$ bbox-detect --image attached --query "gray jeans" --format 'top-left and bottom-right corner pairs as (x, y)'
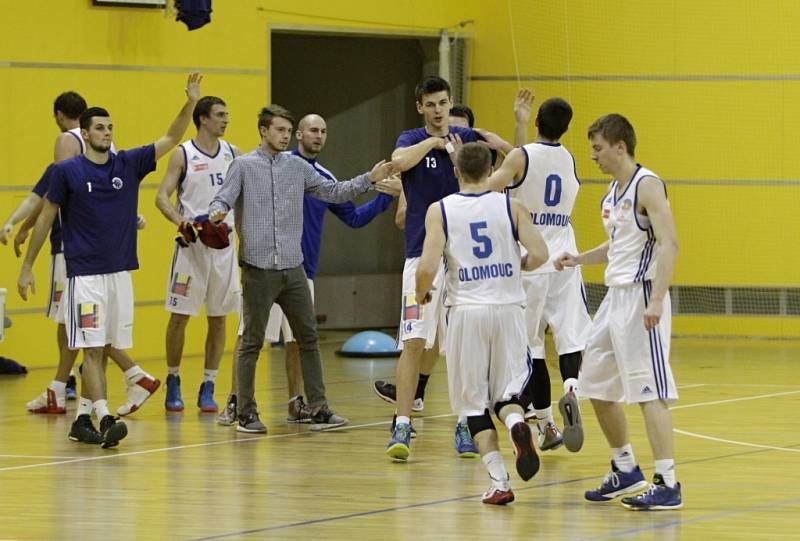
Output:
(237, 264), (327, 417)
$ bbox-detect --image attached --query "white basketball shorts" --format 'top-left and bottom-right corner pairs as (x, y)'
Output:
(522, 267), (592, 358)
(444, 304), (532, 417)
(165, 242), (240, 317)
(397, 257), (444, 350)
(579, 281), (677, 404)
(65, 271), (134, 350)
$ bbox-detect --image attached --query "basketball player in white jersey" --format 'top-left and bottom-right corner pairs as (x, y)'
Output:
(557, 114), (682, 510)
(2, 91), (159, 416)
(155, 96), (240, 413)
(488, 96), (591, 453)
(415, 143), (548, 504)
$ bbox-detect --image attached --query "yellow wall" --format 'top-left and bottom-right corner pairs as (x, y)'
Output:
(467, 1), (800, 336)
(0, 1), (480, 366)
(2, 0), (798, 367)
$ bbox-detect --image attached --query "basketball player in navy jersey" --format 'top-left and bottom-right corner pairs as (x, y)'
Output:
(18, 73), (203, 448)
(3, 92), (159, 417)
(487, 95), (591, 453)
(416, 143), (549, 503)
(557, 114), (682, 510)
(156, 95), (241, 414)
(384, 75), (513, 461)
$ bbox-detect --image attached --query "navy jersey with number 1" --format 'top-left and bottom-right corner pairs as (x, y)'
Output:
(46, 145), (156, 278)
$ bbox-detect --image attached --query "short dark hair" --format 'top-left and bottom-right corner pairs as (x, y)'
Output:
(450, 104), (475, 127)
(415, 75), (451, 103)
(79, 107), (111, 130)
(587, 114), (637, 157)
(456, 143), (492, 182)
(53, 91), (87, 119)
(537, 98), (572, 140)
(258, 104), (294, 131)
(193, 96), (226, 128)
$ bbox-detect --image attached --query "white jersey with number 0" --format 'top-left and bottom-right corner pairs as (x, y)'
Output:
(510, 142), (579, 275)
(177, 139), (236, 226)
(601, 165), (664, 287)
(441, 191), (524, 306)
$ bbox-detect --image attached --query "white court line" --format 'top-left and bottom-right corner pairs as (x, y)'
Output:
(671, 389), (800, 410)
(0, 413), (454, 473)
(674, 428), (800, 454)
(3, 389), (799, 474)
(0, 454), (80, 459)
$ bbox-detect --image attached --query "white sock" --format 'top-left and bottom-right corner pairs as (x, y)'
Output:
(535, 406), (553, 430)
(612, 444), (637, 473)
(167, 366), (180, 377)
(504, 412), (524, 430)
(93, 399), (110, 420)
(124, 366), (145, 384)
(77, 397), (93, 417)
(563, 378), (579, 397)
(482, 451), (510, 489)
(655, 459), (677, 487)
(69, 368), (76, 377)
(396, 415), (411, 426)
(49, 380), (67, 394)
(203, 369), (218, 383)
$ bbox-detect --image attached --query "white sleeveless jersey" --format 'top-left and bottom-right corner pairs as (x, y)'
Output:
(441, 191), (525, 306)
(510, 142), (579, 274)
(67, 127), (117, 154)
(601, 165), (664, 286)
(176, 139), (236, 226)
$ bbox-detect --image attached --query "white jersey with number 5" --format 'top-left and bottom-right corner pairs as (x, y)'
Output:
(601, 165), (664, 287)
(177, 139), (236, 226)
(440, 191), (524, 306)
(510, 142), (579, 274)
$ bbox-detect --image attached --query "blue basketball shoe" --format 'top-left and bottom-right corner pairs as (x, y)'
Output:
(197, 381), (218, 412)
(585, 461), (648, 501)
(454, 420), (479, 458)
(386, 423), (413, 461)
(165, 374), (184, 412)
(621, 474), (683, 510)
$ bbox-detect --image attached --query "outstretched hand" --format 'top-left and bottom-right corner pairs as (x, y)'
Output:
(554, 252), (579, 271)
(368, 160), (398, 183)
(374, 174), (402, 197)
(185, 72), (203, 102)
(514, 88), (535, 124)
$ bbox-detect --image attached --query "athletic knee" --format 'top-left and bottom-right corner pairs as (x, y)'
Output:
(494, 397), (523, 418)
(467, 410), (495, 438)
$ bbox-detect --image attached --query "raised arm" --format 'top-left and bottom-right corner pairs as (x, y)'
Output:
(415, 203), (446, 304)
(391, 137), (444, 172)
(487, 147), (527, 193)
(155, 148), (188, 226)
(513, 88), (534, 147)
(153, 72), (202, 161)
(638, 176), (679, 330)
(17, 199), (59, 301)
(511, 198), (548, 270)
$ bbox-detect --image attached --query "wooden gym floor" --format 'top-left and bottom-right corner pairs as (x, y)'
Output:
(0, 333), (798, 540)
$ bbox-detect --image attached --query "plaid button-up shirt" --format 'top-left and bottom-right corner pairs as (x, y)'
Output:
(209, 147), (373, 270)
